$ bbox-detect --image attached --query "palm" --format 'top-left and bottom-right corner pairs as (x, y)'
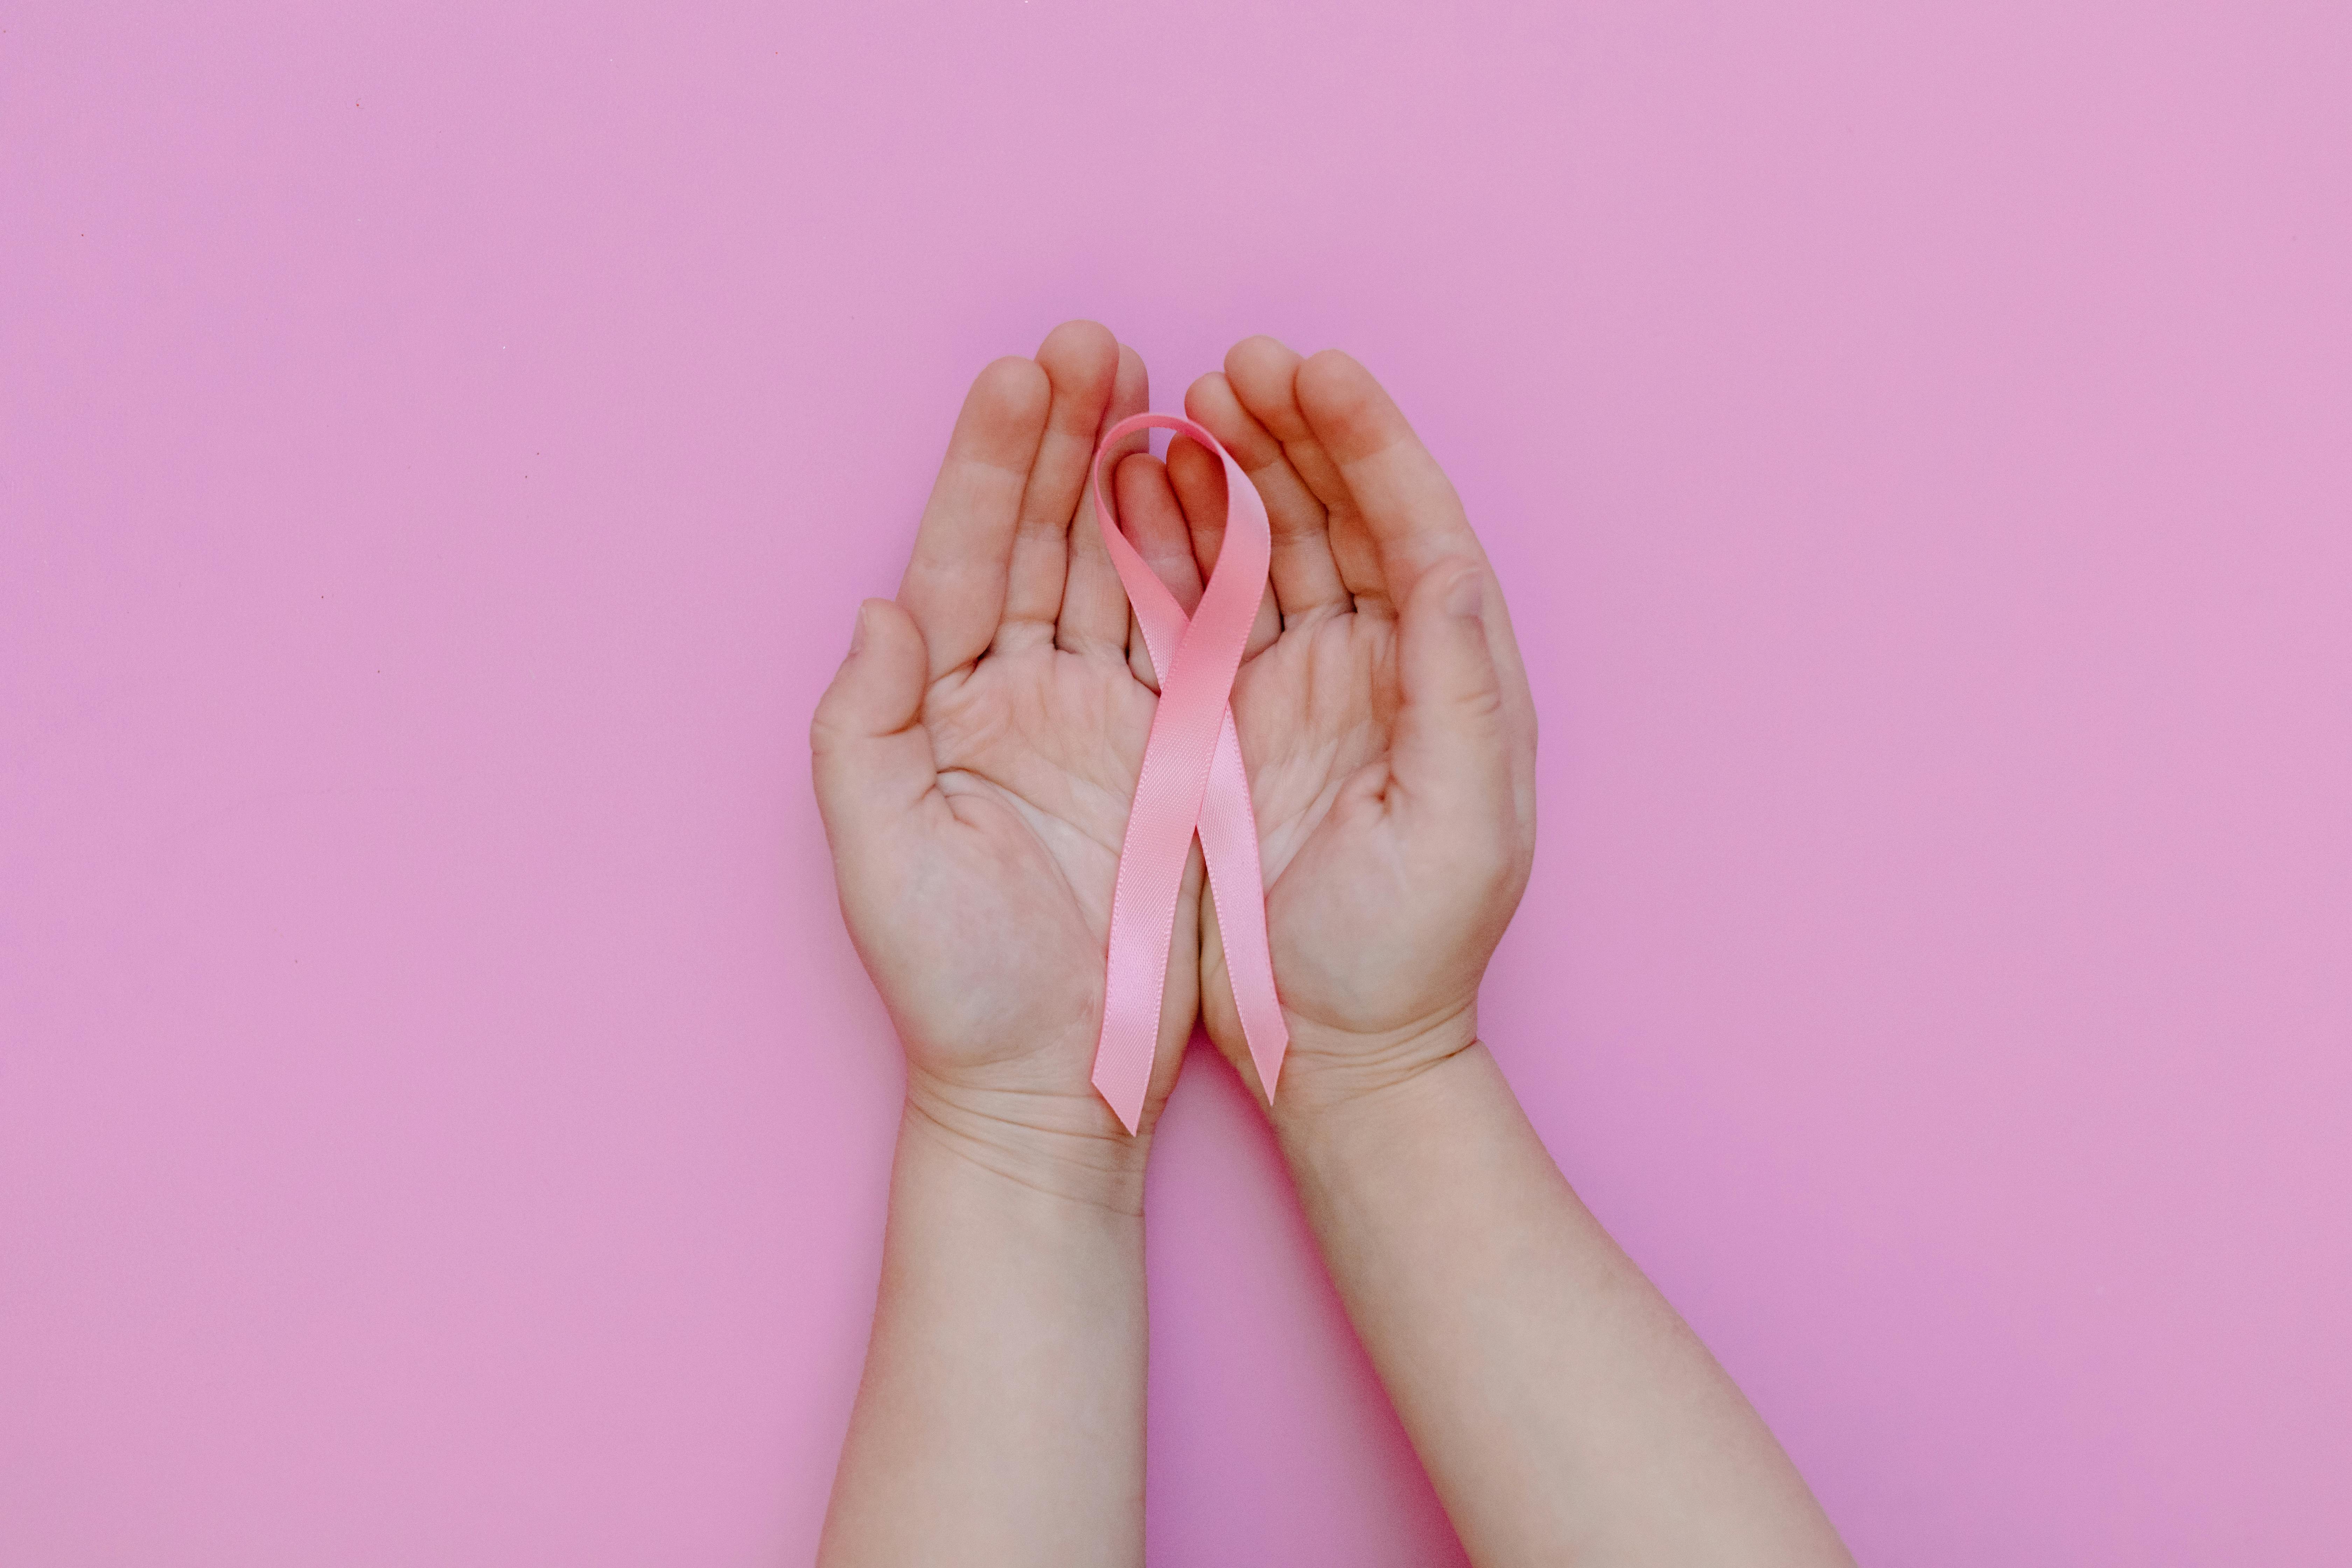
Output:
(1228, 616), (1397, 888)
(897, 646), (1160, 1081)
(1196, 615), (1415, 1050)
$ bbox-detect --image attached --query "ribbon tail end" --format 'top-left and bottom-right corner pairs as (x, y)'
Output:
(1247, 1026), (1288, 1105)
(1091, 1052), (1149, 1136)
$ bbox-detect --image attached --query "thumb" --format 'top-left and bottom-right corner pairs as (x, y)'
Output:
(811, 598), (939, 847)
(1389, 563), (1511, 816)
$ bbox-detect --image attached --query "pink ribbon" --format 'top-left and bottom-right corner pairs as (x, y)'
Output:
(1087, 415), (1288, 1133)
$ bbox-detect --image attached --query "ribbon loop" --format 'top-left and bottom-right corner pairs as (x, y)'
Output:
(1087, 415), (1288, 1132)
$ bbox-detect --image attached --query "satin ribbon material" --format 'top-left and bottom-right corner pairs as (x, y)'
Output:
(1087, 415), (1288, 1133)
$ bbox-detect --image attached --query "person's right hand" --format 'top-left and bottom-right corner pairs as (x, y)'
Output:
(1169, 339), (1541, 1118)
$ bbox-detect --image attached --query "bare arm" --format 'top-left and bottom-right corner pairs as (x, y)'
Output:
(811, 323), (1199, 1566)
(1185, 338), (1853, 1566)
(819, 1097), (1149, 1568)
(1278, 1042), (1851, 1567)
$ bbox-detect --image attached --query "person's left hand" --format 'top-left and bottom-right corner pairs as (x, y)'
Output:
(811, 322), (1208, 1202)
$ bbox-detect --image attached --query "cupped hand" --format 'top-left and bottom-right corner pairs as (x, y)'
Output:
(1170, 340), (1540, 1116)
(811, 322), (1208, 1180)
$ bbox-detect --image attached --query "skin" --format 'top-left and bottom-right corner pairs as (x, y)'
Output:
(814, 323), (1854, 1567)
(810, 321), (1202, 1568)
(1176, 339), (1857, 1566)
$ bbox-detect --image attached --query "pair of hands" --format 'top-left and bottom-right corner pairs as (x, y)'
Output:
(812, 322), (1538, 1201)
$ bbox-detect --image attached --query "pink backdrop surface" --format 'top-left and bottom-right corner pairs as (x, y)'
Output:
(5, 4), (2348, 1563)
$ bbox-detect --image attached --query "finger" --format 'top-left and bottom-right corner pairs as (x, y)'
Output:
(1468, 555), (1542, 827)
(1294, 349), (1487, 612)
(1292, 349), (1540, 807)
(1058, 342), (1149, 660)
(1222, 336), (1390, 615)
(1112, 452), (1205, 690)
(994, 320), (1122, 655)
(1388, 565), (1512, 825)
(811, 599), (940, 855)
(1105, 343), (1152, 474)
(898, 357), (1051, 680)
(1166, 435), (1280, 659)
(1185, 368), (1351, 626)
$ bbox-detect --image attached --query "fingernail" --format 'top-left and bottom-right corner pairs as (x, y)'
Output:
(1444, 570), (1484, 620)
(847, 602), (870, 657)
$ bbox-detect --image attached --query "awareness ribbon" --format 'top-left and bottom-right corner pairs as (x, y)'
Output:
(1087, 415), (1288, 1133)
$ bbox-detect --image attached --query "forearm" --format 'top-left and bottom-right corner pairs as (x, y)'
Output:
(818, 1089), (1150, 1568)
(1277, 1038), (1851, 1568)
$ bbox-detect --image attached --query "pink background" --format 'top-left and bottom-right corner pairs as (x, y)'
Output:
(5, 4), (2347, 1562)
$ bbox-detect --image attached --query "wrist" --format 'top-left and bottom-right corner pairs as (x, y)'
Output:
(1263, 1003), (1482, 1134)
(1271, 1033), (1514, 1199)
(904, 1068), (1153, 1217)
